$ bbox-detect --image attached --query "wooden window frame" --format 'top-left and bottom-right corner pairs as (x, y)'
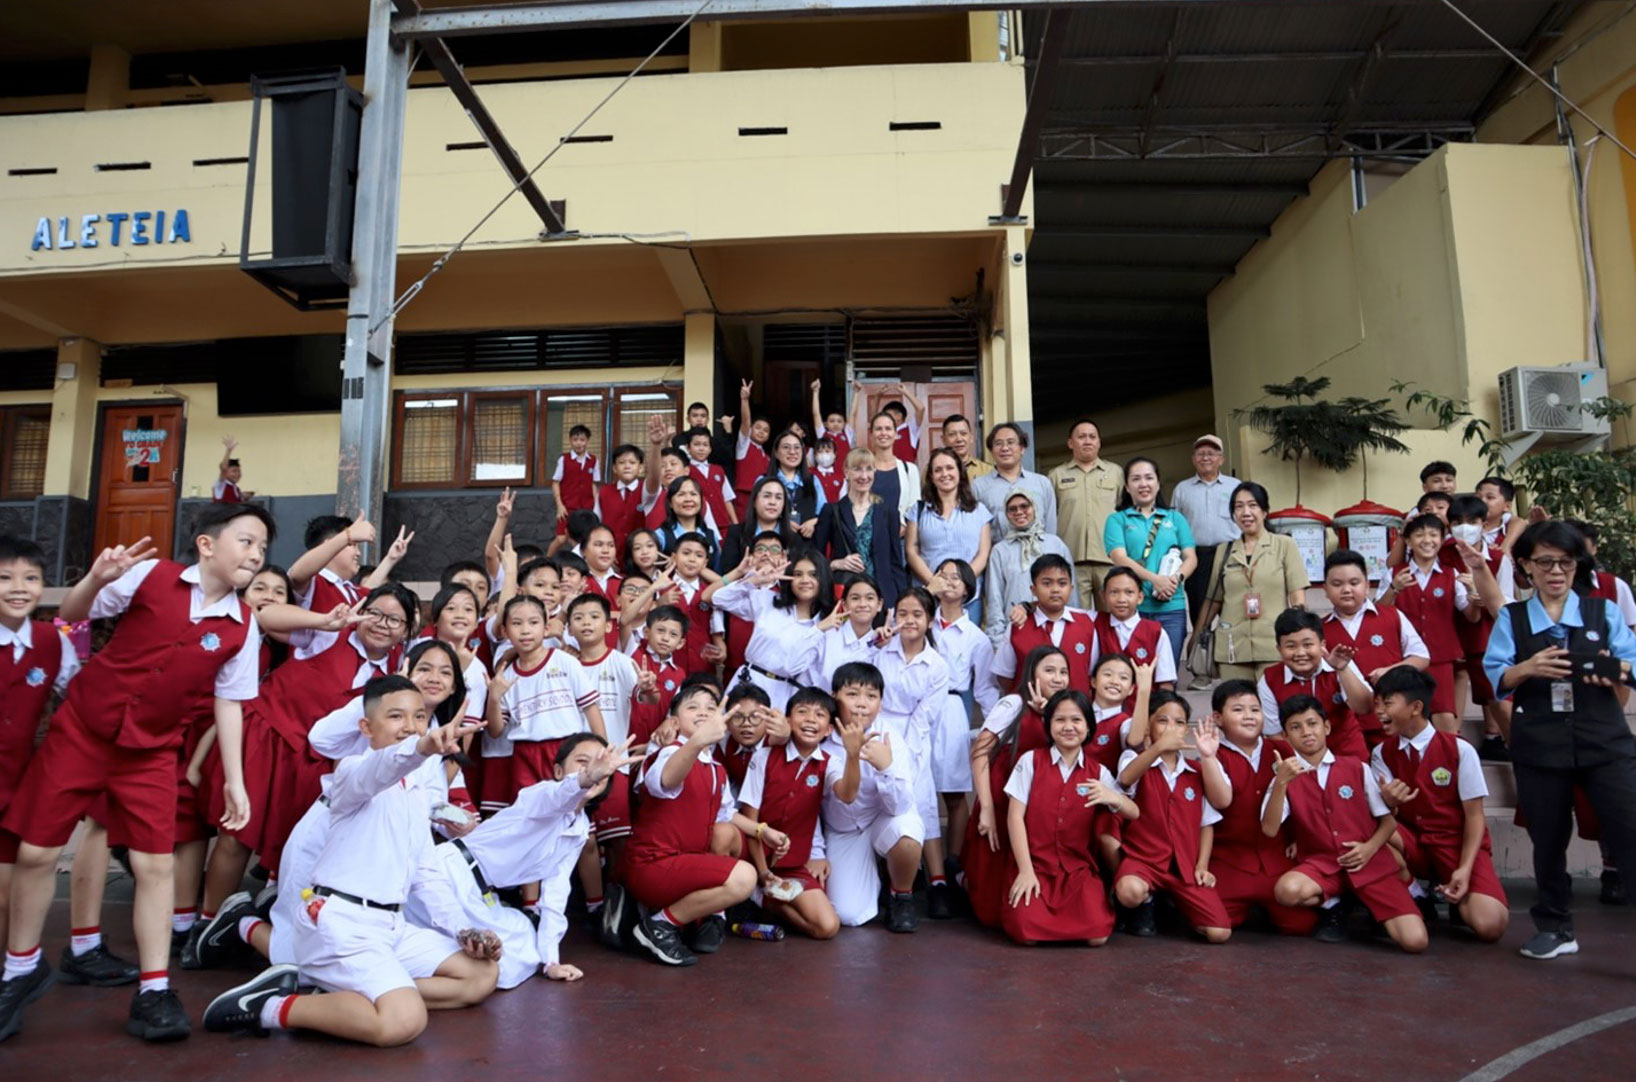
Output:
(538, 386), (610, 481)
(0, 405), (51, 500)
(610, 386), (682, 454)
(463, 390), (535, 488)
(391, 392), (465, 491)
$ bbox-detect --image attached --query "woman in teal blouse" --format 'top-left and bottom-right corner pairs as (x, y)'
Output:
(1103, 456), (1197, 668)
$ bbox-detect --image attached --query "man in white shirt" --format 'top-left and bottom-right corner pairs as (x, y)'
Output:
(1171, 435), (1241, 625)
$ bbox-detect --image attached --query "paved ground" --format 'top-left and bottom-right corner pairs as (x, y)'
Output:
(6, 882), (1633, 1082)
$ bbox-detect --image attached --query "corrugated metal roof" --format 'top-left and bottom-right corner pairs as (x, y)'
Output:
(1024, 0), (1584, 420)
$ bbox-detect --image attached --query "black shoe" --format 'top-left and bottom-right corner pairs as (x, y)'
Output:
(598, 882), (635, 950)
(58, 944), (138, 987)
(1314, 904), (1348, 944)
(927, 882), (953, 920)
(1126, 899), (1158, 938)
(178, 924), (206, 971)
(253, 880), (278, 915)
(633, 916), (697, 966)
(1477, 736), (1511, 763)
(126, 988), (191, 1042)
(1519, 929), (1579, 960)
(193, 891), (255, 970)
(886, 893), (919, 933)
(690, 914), (727, 954)
(0, 960), (53, 1043)
(1600, 870), (1626, 906)
(943, 854), (965, 891)
(203, 964), (299, 1035)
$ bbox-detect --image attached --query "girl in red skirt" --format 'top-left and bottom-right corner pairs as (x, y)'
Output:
(1004, 689), (1138, 945)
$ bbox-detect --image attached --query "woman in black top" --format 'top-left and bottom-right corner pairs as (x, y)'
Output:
(814, 447), (906, 608)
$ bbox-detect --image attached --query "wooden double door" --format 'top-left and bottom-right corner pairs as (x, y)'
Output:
(94, 403), (184, 558)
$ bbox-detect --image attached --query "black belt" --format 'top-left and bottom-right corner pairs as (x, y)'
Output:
(313, 885), (400, 912)
(745, 663), (799, 687)
(451, 838), (494, 896)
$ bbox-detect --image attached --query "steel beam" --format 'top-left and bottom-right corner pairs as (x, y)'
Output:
(997, 6), (1069, 222)
(1039, 125), (1474, 161)
(1327, 6), (1408, 153)
(1055, 48), (1503, 66)
(338, 0), (411, 530)
(1040, 223), (1270, 238)
(1025, 260), (1239, 277)
(1036, 180), (1309, 196)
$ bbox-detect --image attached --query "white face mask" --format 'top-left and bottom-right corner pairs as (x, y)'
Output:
(1450, 523), (1483, 547)
(816, 452), (836, 469)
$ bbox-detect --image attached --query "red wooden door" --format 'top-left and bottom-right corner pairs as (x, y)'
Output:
(95, 404), (183, 558)
(849, 381), (978, 470)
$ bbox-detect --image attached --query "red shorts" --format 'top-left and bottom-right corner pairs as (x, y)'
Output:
(1426, 661), (1457, 716)
(1291, 861), (1419, 922)
(0, 829), (19, 864)
(1461, 657), (1497, 705)
(1, 705), (178, 854)
(592, 773), (633, 842)
(1211, 860), (1317, 935)
(173, 776), (214, 846)
(479, 754), (518, 816)
(622, 851), (741, 911)
(1115, 857), (1232, 931)
(1397, 830), (1507, 906)
(509, 738), (567, 795)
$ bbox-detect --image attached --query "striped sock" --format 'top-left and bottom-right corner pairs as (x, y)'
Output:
(4, 947), (41, 981)
(584, 894), (604, 913)
(69, 927), (102, 956)
(138, 970), (169, 994)
(655, 907), (680, 926)
(172, 908), (198, 934)
(238, 917), (267, 944)
(260, 994), (294, 1031)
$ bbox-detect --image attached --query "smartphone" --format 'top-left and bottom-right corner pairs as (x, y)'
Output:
(1569, 653), (1624, 681)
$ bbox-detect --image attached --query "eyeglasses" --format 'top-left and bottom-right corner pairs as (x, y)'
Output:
(1006, 503), (1033, 515)
(991, 438), (1021, 449)
(752, 544), (784, 555)
(363, 609), (407, 629)
(1527, 557), (1576, 572)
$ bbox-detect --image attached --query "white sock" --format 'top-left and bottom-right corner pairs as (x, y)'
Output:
(139, 973), (169, 994)
(172, 909), (197, 934)
(4, 948), (42, 981)
(653, 907), (678, 926)
(259, 994), (292, 1031)
(69, 929), (102, 956)
(1320, 896), (1341, 910)
(1408, 881), (1427, 899)
(238, 916), (265, 944)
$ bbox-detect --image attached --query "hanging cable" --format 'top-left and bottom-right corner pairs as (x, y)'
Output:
(1440, 0), (1636, 163)
(371, 0), (715, 334)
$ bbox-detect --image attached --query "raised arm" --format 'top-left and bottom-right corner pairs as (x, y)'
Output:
(484, 487), (514, 580)
(289, 514), (372, 595)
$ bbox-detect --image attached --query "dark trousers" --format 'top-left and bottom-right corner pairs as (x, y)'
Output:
(1513, 756), (1636, 932)
(1186, 543), (1220, 626)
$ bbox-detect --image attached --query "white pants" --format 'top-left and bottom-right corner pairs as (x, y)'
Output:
(883, 724), (941, 842)
(825, 811), (924, 927)
(269, 802), (331, 966)
(930, 692), (974, 795)
(292, 894), (460, 1002)
(407, 846), (542, 990)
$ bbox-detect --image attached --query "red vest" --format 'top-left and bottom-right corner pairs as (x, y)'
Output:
(690, 463), (734, 534)
(66, 561), (252, 750)
(1456, 546), (1507, 656)
(1591, 570), (1619, 604)
(0, 622), (65, 800)
(557, 453), (598, 512)
(1009, 615), (1094, 695)
(1284, 756), (1396, 885)
(1212, 739), (1296, 876)
(628, 742), (727, 861)
(308, 573), (362, 614)
(257, 633), (390, 756)
(1394, 563), (1463, 663)
(721, 738), (760, 793)
(1322, 605), (1404, 740)
(1020, 748), (1101, 879)
(755, 748), (829, 869)
(1121, 758), (1207, 883)
(1087, 709), (1130, 773)
(629, 648), (684, 747)
(892, 424), (918, 465)
(598, 483), (644, 553)
(1378, 731), (1486, 852)
(734, 443), (770, 499)
(668, 585), (713, 675)
(215, 481), (245, 504)
(813, 466), (844, 505)
(1262, 666), (1365, 759)
(1093, 613), (1163, 711)
(725, 613), (753, 678)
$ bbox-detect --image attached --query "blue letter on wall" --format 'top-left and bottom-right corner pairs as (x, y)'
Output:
(31, 218), (51, 251)
(168, 209), (191, 244)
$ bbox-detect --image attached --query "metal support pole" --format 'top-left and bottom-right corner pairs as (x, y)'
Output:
(338, 0), (411, 531)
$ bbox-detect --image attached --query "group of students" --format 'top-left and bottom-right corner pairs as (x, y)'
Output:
(1, 406), (1634, 1051)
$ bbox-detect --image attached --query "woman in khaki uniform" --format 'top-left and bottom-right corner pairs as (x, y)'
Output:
(1190, 481), (1309, 681)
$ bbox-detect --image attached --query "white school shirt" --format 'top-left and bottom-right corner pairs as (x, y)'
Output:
(1221, 737), (1269, 775)
(1097, 703), (1142, 761)
(1481, 512), (1513, 549)
(307, 700), (462, 806)
(1004, 746), (1120, 804)
(1378, 559), (1470, 612)
(0, 620), (80, 692)
(643, 742), (736, 823)
(551, 450), (596, 483)
(1261, 749), (1389, 822)
(711, 578), (824, 681)
(990, 606), (1093, 686)
(738, 743), (828, 860)
(500, 649), (599, 742)
(1369, 727), (1487, 802)
(578, 649), (639, 752)
(1324, 601), (1431, 660)
(89, 559), (262, 700)
(809, 623), (880, 690)
(1257, 659), (1369, 738)
(934, 615), (1000, 711)
(981, 694), (1024, 737)
(1086, 612), (1178, 684)
(1612, 575), (1636, 631)
(309, 738), (449, 905)
(1116, 750), (1223, 827)
(820, 722), (916, 833)
(461, 775), (591, 890)
(875, 638), (950, 745)
(460, 655), (489, 726)
(288, 629), (393, 701)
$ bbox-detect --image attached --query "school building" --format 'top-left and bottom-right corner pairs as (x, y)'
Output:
(2, 1), (1635, 583)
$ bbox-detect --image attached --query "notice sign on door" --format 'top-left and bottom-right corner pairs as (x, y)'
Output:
(123, 428), (168, 467)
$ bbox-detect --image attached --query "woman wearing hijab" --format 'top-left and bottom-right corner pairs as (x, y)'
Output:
(983, 486), (1077, 644)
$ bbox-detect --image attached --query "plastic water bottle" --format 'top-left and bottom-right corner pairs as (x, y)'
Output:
(730, 921), (785, 941)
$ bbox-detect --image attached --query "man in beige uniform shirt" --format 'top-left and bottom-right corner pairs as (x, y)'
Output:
(1048, 417), (1123, 610)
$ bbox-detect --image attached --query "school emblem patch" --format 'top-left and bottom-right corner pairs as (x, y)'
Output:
(1431, 767), (1453, 787)
(1333, 693), (1345, 704)
(1338, 785), (1355, 799)
(25, 666), (47, 687)
(200, 632), (221, 652)
(1432, 587), (1445, 598)
(1586, 630), (1602, 642)
(1369, 634), (1385, 647)
(1183, 786), (1196, 801)
(1096, 733), (1110, 745)
(805, 774), (820, 788)
(664, 679), (676, 691)
(1135, 647), (1149, 660)
(1075, 642), (1086, 654)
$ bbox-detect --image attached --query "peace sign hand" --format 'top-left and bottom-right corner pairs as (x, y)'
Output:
(1025, 679), (1050, 714)
(385, 526), (415, 562)
(819, 601), (848, 632)
(89, 536), (159, 584)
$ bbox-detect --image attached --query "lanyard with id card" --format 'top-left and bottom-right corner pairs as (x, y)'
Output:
(1236, 540), (1263, 619)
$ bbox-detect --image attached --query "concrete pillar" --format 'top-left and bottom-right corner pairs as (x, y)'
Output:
(684, 312), (716, 418)
(690, 22), (724, 72)
(999, 226), (1036, 468)
(85, 45), (130, 112)
(44, 337), (102, 498)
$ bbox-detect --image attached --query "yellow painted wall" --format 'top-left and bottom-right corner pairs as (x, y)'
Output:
(1036, 387), (1215, 491)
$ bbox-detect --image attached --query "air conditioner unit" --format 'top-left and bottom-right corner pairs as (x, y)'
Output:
(1496, 364), (1612, 463)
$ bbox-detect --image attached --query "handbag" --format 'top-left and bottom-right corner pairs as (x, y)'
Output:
(1188, 544), (1231, 681)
